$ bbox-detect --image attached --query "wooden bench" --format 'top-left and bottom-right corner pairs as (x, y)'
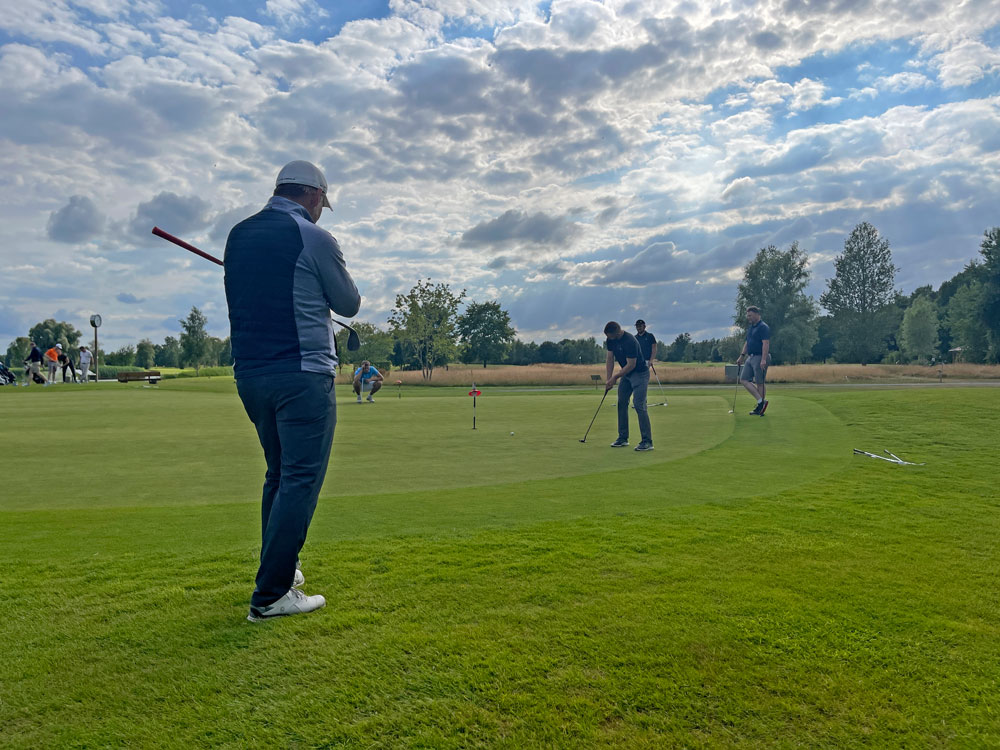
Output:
(117, 370), (161, 385)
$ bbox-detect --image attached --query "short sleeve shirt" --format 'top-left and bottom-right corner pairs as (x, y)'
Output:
(606, 332), (648, 373)
(635, 331), (656, 362)
(354, 366), (380, 382)
(746, 321), (771, 355)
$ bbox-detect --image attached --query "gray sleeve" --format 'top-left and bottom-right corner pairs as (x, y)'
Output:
(301, 225), (361, 317)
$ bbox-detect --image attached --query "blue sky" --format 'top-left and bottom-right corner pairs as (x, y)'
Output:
(1, 1), (998, 350)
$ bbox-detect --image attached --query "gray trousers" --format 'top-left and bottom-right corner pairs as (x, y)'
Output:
(617, 370), (652, 444)
(237, 372), (337, 608)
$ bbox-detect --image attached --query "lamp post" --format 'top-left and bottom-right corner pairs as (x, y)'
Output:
(90, 314), (101, 381)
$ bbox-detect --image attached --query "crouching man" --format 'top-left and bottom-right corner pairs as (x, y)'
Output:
(353, 361), (383, 403)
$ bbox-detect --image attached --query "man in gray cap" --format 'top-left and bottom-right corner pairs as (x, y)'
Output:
(225, 160), (361, 622)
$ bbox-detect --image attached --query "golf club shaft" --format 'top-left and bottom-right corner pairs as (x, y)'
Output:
(581, 387), (611, 441)
(151, 226), (360, 339)
(650, 363), (668, 402)
(152, 226), (223, 266)
(731, 363), (740, 412)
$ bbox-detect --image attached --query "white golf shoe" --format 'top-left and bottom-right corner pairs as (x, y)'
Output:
(293, 568), (305, 588)
(356, 394), (362, 403)
(247, 588), (326, 622)
(366, 395), (375, 402)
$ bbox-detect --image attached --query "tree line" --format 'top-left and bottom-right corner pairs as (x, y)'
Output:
(6, 223), (998, 373)
(3, 308), (230, 373)
(672, 222), (1000, 365)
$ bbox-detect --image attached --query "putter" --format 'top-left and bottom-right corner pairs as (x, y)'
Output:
(152, 226), (360, 349)
(728, 363), (740, 414)
(580, 386), (612, 443)
(649, 364), (668, 406)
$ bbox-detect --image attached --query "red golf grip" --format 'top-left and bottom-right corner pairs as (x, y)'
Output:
(152, 226), (223, 266)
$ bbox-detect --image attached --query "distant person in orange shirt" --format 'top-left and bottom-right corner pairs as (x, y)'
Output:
(44, 344), (61, 384)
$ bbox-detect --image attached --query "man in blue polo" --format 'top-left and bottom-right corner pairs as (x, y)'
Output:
(736, 305), (771, 415)
(225, 160), (361, 622)
(353, 360), (383, 403)
(604, 321), (653, 451)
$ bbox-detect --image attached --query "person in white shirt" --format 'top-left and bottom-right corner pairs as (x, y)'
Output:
(79, 345), (94, 383)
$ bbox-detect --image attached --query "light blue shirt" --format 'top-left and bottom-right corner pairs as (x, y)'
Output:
(354, 366), (380, 382)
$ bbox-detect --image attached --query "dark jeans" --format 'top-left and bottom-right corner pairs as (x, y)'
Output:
(617, 370), (652, 444)
(237, 372), (337, 607)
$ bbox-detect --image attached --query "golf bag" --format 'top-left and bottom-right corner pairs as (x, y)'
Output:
(0, 362), (16, 385)
(23, 362), (46, 384)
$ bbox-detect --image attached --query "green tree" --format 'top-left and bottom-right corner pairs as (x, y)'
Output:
(204, 337), (225, 367)
(735, 242), (818, 364)
(336, 322), (394, 369)
(979, 227), (1000, 361)
(155, 336), (181, 368)
(388, 280), (465, 380)
(899, 295), (939, 362)
(506, 339), (539, 365)
(5, 337), (31, 368)
(135, 339), (156, 369)
(28, 319), (82, 352)
(811, 316), (837, 362)
(820, 222), (898, 363)
(457, 301), (517, 368)
(537, 341), (560, 362)
(105, 344), (136, 366)
(946, 282), (989, 363)
(665, 333), (691, 361)
(179, 307), (210, 372)
(217, 336), (232, 366)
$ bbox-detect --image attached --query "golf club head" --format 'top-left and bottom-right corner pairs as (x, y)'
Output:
(579, 438), (587, 443)
(347, 329), (360, 351)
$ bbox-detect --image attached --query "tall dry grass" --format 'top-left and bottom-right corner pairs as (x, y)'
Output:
(336, 362), (1000, 387)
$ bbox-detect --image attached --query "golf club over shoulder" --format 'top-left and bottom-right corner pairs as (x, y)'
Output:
(152, 226), (360, 350)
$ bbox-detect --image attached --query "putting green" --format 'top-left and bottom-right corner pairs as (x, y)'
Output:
(0, 381), (849, 517)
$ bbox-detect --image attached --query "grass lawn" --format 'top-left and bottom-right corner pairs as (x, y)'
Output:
(0, 380), (998, 747)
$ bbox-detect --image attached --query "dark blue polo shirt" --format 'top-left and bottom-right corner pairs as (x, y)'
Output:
(635, 331), (656, 362)
(746, 321), (771, 355)
(607, 331), (648, 373)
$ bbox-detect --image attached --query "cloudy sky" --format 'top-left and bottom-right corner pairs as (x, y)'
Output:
(2, 0), (998, 350)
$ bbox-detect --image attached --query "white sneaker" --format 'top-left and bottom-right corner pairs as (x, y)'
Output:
(356, 395), (362, 403)
(293, 568), (305, 588)
(366, 395), (374, 402)
(247, 588), (325, 622)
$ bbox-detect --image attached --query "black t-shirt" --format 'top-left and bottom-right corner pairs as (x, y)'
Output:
(606, 331), (648, 373)
(746, 321), (771, 355)
(635, 331), (656, 362)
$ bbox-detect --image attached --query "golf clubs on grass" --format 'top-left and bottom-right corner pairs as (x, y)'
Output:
(580, 386), (612, 443)
(152, 226), (360, 350)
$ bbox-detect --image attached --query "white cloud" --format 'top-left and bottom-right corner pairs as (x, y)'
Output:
(874, 71), (933, 92)
(264, 0), (329, 29)
(929, 38), (1000, 88)
(2, 0), (999, 348)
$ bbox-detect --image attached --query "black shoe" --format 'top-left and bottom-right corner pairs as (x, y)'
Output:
(759, 400), (768, 415)
(634, 441), (654, 452)
(610, 438), (629, 447)
(749, 402), (762, 415)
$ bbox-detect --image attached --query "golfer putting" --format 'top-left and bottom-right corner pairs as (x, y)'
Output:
(225, 160), (360, 623)
(603, 321), (653, 451)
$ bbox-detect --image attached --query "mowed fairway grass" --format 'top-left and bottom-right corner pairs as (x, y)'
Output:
(1, 380), (998, 747)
